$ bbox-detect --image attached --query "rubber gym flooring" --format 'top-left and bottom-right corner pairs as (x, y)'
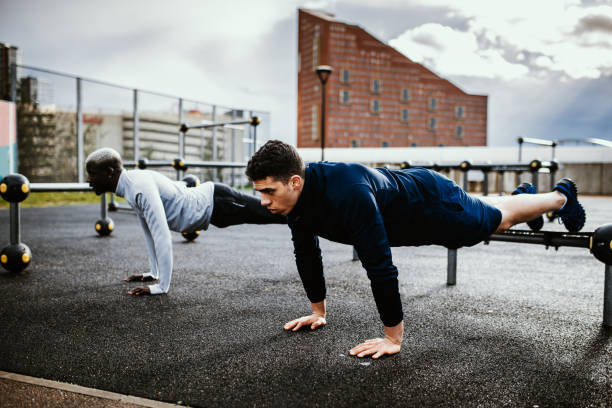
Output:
(1, 195), (611, 407)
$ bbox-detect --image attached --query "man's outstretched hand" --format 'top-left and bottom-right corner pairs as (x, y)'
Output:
(128, 286), (151, 296)
(349, 321), (404, 359)
(124, 274), (156, 282)
(284, 314), (327, 331)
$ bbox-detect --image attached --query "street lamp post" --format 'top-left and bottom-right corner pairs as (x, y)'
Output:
(315, 65), (333, 161)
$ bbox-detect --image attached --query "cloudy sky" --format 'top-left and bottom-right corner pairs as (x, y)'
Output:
(1, 0), (611, 145)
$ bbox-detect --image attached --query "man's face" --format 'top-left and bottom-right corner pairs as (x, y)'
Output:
(253, 176), (302, 216)
(86, 163), (112, 195)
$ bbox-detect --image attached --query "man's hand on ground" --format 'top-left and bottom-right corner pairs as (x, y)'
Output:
(349, 320), (404, 359)
(127, 286), (151, 296)
(284, 314), (327, 331)
(349, 337), (401, 359)
(124, 274), (156, 282)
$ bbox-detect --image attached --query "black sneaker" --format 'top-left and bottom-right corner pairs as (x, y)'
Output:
(512, 182), (544, 232)
(552, 178), (586, 233)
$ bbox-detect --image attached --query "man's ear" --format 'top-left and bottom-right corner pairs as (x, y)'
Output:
(289, 175), (302, 190)
(107, 166), (115, 178)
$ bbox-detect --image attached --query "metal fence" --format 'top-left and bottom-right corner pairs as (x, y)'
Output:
(6, 63), (270, 185)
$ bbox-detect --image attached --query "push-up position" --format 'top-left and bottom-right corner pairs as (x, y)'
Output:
(245, 140), (586, 359)
(86, 147), (286, 295)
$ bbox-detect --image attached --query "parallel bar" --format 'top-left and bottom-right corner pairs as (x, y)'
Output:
(183, 119), (251, 131)
(402, 162), (557, 172)
(30, 183), (91, 192)
(123, 160), (246, 169)
(487, 229), (592, 249)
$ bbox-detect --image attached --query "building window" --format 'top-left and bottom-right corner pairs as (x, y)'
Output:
(429, 117), (436, 130)
(312, 26), (320, 69)
(429, 97), (437, 111)
(341, 69), (350, 84)
(401, 88), (411, 102)
(339, 90), (350, 105)
(400, 109), (409, 122)
(311, 105), (318, 140)
(351, 140), (360, 148)
(371, 79), (381, 93)
(456, 106), (465, 118)
(371, 99), (380, 114)
(381, 141), (389, 148)
(456, 125), (463, 138)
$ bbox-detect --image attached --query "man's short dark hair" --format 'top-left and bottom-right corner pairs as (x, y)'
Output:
(246, 140), (305, 183)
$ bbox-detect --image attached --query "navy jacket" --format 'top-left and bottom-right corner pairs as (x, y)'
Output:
(287, 162), (496, 327)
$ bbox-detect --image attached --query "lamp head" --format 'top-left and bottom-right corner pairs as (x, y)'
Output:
(315, 65), (333, 84)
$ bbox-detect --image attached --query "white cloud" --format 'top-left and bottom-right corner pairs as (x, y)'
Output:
(389, 23), (528, 79)
(389, 1), (612, 81)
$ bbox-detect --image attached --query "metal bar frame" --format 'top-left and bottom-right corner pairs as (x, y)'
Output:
(76, 77), (84, 183)
(123, 160), (246, 169)
(30, 183), (91, 192)
(133, 89), (139, 162)
(445, 229), (612, 327)
(183, 119), (252, 131)
(9, 202), (20, 245)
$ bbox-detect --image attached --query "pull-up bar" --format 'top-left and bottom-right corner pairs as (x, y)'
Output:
(179, 116), (260, 133)
(556, 138), (612, 149)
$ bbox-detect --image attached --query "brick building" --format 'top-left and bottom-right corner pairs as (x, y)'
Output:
(297, 9), (488, 148)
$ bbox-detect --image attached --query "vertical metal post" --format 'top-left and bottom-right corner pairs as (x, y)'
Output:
(482, 171), (489, 196)
(178, 98), (184, 157)
(76, 77), (84, 183)
(531, 170), (539, 191)
(231, 110), (236, 186)
(10, 202), (20, 245)
(211, 105), (217, 161)
(178, 98), (184, 180)
(447, 248), (457, 285)
(253, 119), (257, 156)
(462, 171), (469, 192)
(320, 83), (326, 161)
(604, 264), (612, 327)
(100, 193), (107, 219)
(133, 89), (139, 162)
(249, 110), (254, 157)
(211, 105), (217, 182)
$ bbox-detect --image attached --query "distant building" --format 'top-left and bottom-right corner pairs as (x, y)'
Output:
(297, 9), (488, 148)
(0, 43), (19, 101)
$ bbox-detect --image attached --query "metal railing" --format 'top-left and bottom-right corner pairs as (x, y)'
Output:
(5, 63), (270, 185)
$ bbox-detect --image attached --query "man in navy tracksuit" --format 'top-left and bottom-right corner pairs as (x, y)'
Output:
(245, 140), (585, 359)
